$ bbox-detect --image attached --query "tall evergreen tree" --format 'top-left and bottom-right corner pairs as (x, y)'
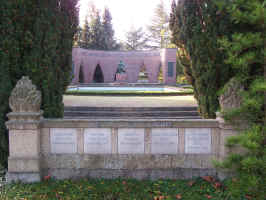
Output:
(125, 27), (149, 50)
(0, 0), (79, 167)
(102, 7), (116, 50)
(147, 0), (170, 48)
(76, 4), (118, 50)
(73, 26), (83, 47)
(169, 0), (234, 118)
(88, 9), (104, 50)
(79, 16), (91, 49)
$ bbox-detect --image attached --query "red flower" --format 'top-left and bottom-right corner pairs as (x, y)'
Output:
(176, 194), (182, 199)
(205, 194), (212, 199)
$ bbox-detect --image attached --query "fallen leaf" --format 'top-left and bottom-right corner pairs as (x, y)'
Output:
(232, 178), (238, 183)
(176, 194), (182, 199)
(205, 194), (212, 199)
(245, 194), (252, 200)
(202, 176), (214, 183)
(188, 181), (195, 187)
(213, 182), (221, 189)
(44, 175), (51, 181)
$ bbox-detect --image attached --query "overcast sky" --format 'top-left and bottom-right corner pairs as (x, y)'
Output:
(79, 0), (172, 41)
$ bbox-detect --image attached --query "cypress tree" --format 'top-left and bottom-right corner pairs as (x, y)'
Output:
(89, 9), (104, 50)
(102, 7), (116, 50)
(79, 17), (91, 49)
(169, 0), (234, 118)
(0, 0), (79, 167)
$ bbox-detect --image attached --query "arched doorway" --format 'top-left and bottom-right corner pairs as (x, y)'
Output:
(93, 64), (104, 83)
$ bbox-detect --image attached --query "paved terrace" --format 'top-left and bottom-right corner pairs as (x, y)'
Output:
(63, 95), (197, 107)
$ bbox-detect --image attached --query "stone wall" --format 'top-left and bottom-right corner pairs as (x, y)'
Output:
(6, 77), (238, 183)
(72, 48), (177, 85)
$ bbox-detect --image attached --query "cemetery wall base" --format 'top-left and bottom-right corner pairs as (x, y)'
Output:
(7, 118), (237, 182)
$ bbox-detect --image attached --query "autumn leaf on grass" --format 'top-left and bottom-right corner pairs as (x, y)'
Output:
(213, 182), (222, 189)
(202, 176), (214, 183)
(188, 181), (195, 187)
(154, 196), (165, 200)
(232, 178), (237, 183)
(44, 175), (51, 181)
(245, 194), (253, 200)
(205, 194), (212, 199)
(176, 194), (182, 199)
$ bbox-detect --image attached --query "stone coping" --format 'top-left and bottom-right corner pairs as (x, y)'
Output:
(69, 84), (172, 88)
(41, 118), (219, 128)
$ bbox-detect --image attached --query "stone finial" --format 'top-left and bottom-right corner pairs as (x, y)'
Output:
(219, 78), (244, 112)
(9, 76), (41, 113)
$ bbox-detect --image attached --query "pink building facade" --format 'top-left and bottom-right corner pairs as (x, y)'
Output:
(72, 48), (177, 85)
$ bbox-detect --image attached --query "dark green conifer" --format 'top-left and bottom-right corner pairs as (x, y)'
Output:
(169, 0), (233, 118)
(0, 0), (79, 167)
(217, 0), (266, 198)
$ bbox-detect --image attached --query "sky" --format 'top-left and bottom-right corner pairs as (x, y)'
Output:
(79, 0), (172, 41)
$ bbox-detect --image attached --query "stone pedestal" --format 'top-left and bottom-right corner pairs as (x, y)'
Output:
(115, 73), (128, 82)
(5, 77), (42, 183)
(216, 112), (241, 180)
(216, 113), (238, 160)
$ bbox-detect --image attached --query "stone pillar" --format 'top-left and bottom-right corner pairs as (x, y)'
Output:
(217, 78), (244, 160)
(6, 76), (42, 183)
(216, 113), (239, 160)
(216, 78), (244, 179)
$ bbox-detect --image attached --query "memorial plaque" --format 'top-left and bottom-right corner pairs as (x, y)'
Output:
(51, 128), (77, 154)
(84, 128), (111, 154)
(118, 128), (144, 154)
(151, 128), (178, 154)
(185, 128), (211, 154)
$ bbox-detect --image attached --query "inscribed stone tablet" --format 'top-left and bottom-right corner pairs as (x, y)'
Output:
(50, 128), (77, 154)
(151, 128), (178, 154)
(84, 128), (111, 154)
(118, 128), (144, 154)
(185, 128), (211, 154)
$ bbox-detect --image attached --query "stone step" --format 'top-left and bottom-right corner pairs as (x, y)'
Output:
(64, 106), (200, 119)
(64, 111), (199, 116)
(64, 106), (198, 112)
(64, 116), (202, 119)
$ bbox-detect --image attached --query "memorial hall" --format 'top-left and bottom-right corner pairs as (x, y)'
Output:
(72, 48), (177, 85)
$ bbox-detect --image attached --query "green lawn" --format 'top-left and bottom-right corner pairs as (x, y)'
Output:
(0, 177), (242, 200)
